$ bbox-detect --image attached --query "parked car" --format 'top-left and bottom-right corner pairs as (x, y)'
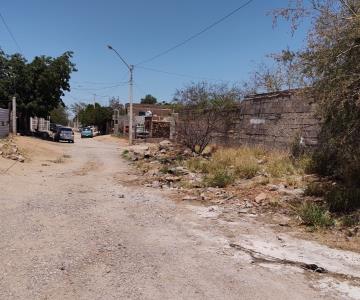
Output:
(53, 127), (74, 143)
(50, 123), (60, 133)
(81, 127), (93, 138)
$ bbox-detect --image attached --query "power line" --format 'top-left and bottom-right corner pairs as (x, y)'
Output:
(133, 82), (147, 95)
(136, 65), (224, 81)
(71, 80), (126, 86)
(71, 82), (128, 91)
(70, 71), (129, 86)
(136, 0), (255, 66)
(0, 12), (22, 53)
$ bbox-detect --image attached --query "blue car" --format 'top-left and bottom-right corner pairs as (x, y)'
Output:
(81, 127), (93, 138)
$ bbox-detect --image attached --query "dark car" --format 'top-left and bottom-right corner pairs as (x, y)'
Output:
(53, 127), (74, 143)
(50, 123), (60, 133)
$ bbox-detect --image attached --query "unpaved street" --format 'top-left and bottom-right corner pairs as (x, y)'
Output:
(1, 136), (360, 299)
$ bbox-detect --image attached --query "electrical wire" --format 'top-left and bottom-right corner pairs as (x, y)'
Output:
(0, 12), (22, 53)
(136, 0), (255, 66)
(71, 80), (126, 86)
(71, 82), (128, 91)
(136, 65), (224, 81)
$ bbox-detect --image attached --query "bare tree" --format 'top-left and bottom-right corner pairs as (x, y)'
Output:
(174, 82), (240, 153)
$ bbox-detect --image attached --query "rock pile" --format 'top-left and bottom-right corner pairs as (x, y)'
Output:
(0, 139), (25, 162)
(126, 140), (201, 189)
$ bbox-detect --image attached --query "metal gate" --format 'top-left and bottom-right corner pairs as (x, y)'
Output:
(0, 108), (9, 138)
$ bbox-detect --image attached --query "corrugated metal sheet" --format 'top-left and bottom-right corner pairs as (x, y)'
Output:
(0, 108), (9, 137)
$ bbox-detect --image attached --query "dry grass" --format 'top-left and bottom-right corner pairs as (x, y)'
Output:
(51, 156), (65, 164)
(185, 146), (309, 188)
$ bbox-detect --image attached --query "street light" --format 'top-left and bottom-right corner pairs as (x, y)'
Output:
(107, 45), (134, 145)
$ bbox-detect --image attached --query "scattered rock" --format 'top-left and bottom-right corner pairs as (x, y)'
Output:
(255, 193), (267, 203)
(151, 181), (161, 188)
(118, 194), (125, 198)
(159, 140), (172, 150)
(301, 263), (326, 273)
(165, 176), (181, 182)
(169, 166), (189, 175)
(183, 149), (192, 156)
(17, 155), (25, 163)
(267, 184), (279, 191)
(182, 195), (199, 201)
(144, 150), (152, 158)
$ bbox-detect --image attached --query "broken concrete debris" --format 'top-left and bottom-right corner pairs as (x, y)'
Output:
(0, 139), (25, 162)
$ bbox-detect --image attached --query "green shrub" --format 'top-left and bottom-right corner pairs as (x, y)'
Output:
(234, 161), (260, 179)
(304, 182), (327, 197)
(159, 166), (170, 174)
(266, 157), (295, 178)
(122, 149), (130, 159)
(298, 202), (334, 228)
(325, 187), (360, 213)
(340, 215), (359, 227)
(205, 169), (235, 188)
(295, 155), (314, 174)
(186, 157), (209, 173)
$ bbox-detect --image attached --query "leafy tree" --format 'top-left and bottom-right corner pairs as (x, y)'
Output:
(140, 94), (157, 104)
(274, 0), (360, 207)
(0, 50), (76, 131)
(50, 105), (68, 125)
(77, 103), (112, 133)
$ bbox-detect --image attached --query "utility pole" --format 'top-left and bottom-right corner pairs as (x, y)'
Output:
(129, 65), (134, 145)
(107, 45), (134, 145)
(12, 96), (16, 135)
(93, 94), (96, 108)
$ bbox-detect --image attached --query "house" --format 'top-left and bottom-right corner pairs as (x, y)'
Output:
(114, 103), (176, 140)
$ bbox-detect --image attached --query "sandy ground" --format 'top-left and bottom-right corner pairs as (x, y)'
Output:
(1, 135), (360, 299)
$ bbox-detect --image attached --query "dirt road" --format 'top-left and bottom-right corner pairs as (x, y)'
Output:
(1, 136), (359, 299)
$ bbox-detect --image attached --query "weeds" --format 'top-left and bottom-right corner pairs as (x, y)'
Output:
(159, 166), (170, 174)
(122, 149), (130, 160)
(52, 157), (65, 164)
(325, 187), (360, 213)
(266, 156), (295, 177)
(186, 146), (310, 187)
(304, 182), (327, 197)
(204, 169), (235, 188)
(186, 157), (208, 173)
(298, 202), (334, 228)
(340, 215), (359, 227)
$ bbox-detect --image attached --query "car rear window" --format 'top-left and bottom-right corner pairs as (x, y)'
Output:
(60, 128), (72, 132)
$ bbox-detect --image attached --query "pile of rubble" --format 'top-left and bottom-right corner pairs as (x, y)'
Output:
(125, 140), (308, 217)
(126, 140), (202, 189)
(0, 139), (25, 162)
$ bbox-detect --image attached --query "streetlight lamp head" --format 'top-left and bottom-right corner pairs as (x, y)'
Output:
(107, 45), (113, 50)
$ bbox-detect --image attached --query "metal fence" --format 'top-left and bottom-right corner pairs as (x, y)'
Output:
(0, 108), (9, 138)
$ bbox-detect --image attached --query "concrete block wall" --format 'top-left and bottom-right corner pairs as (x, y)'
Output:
(212, 90), (321, 149)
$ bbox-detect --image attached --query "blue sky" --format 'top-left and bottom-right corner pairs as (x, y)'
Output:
(0, 0), (310, 107)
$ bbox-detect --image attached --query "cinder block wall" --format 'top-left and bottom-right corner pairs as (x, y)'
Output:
(212, 90), (321, 149)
